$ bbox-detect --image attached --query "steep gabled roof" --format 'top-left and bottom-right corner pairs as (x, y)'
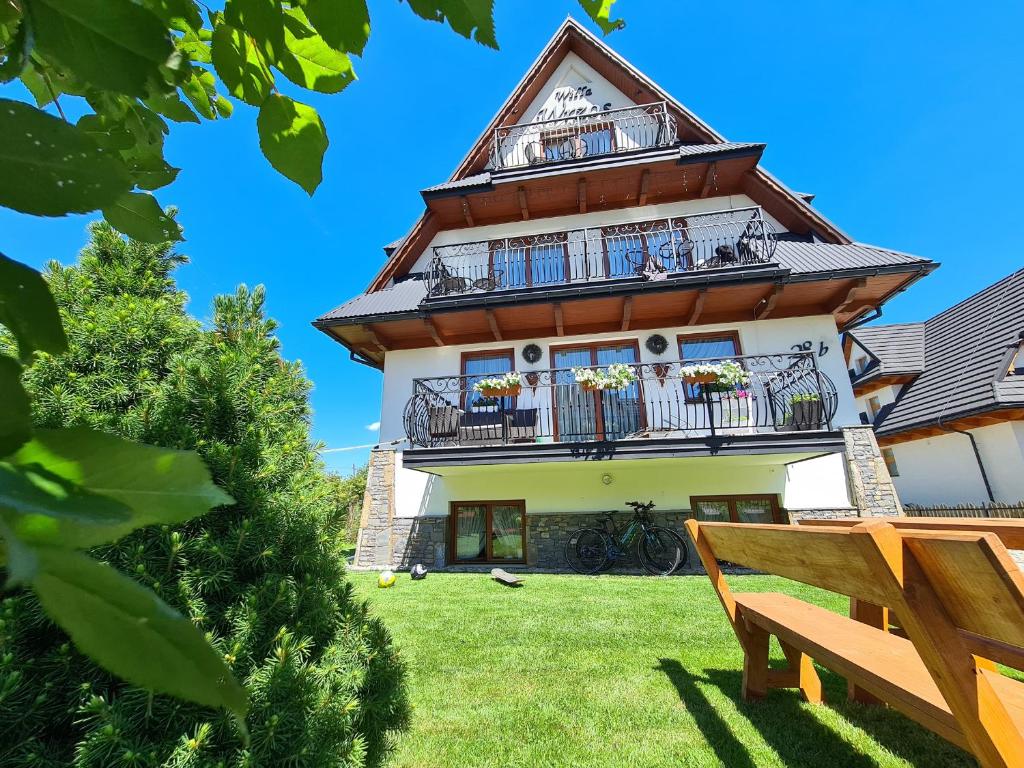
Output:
(848, 322), (927, 381)
(855, 269), (1024, 436)
(370, 17), (851, 292)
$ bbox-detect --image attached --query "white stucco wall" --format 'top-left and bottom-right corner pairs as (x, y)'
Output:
(888, 421), (1024, 505)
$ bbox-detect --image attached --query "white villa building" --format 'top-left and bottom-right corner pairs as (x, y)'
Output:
(315, 20), (933, 570)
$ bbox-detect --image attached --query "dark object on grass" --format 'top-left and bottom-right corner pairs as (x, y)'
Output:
(491, 568), (524, 587)
(410, 563), (428, 580)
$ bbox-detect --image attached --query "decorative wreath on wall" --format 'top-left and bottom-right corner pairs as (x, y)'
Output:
(645, 334), (668, 356)
(522, 344), (543, 364)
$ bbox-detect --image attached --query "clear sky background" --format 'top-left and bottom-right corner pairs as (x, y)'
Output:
(2, 1), (1022, 472)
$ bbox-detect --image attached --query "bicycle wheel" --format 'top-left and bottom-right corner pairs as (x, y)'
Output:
(637, 527), (688, 576)
(564, 528), (611, 575)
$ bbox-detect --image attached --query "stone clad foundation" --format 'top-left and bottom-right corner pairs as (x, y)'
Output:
(353, 427), (905, 570)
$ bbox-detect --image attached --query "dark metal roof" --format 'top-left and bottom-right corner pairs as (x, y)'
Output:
(848, 323), (927, 380)
(857, 269), (1024, 436)
(314, 242), (933, 328)
(420, 143), (764, 196)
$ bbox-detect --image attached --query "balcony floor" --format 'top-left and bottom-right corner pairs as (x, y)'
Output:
(401, 429), (845, 473)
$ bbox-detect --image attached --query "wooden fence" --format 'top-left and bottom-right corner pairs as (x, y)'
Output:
(904, 502), (1024, 519)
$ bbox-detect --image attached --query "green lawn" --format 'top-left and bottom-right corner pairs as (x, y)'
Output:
(351, 572), (974, 768)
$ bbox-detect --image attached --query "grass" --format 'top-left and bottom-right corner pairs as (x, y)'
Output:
(351, 572), (976, 768)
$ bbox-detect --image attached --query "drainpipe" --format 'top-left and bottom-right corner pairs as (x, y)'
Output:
(938, 419), (995, 503)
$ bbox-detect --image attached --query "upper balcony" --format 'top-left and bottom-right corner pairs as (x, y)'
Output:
(425, 206), (777, 300)
(490, 102), (678, 171)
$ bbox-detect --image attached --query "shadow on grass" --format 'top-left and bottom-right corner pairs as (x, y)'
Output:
(658, 660), (972, 768)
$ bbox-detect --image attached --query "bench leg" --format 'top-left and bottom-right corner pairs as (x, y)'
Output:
(778, 639), (822, 704)
(741, 623), (769, 701)
(848, 598), (888, 705)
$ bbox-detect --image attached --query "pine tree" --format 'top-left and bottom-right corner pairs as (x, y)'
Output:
(0, 224), (408, 767)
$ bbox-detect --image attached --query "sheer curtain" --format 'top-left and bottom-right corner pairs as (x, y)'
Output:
(491, 504), (523, 560)
(454, 505), (486, 561)
(464, 353), (513, 408)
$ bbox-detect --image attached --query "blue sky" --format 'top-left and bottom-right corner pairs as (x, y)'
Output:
(3, 1), (1022, 472)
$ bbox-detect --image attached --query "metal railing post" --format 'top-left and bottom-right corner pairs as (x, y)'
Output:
(810, 354), (832, 431)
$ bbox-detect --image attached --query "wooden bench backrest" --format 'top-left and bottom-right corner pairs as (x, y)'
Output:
(687, 520), (896, 606)
(798, 517), (1024, 551)
(901, 531), (1024, 649)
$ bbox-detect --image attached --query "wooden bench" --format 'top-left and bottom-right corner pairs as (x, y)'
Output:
(685, 518), (1024, 767)
(797, 516), (1024, 704)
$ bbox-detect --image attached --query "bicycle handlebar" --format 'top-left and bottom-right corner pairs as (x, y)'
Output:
(625, 500), (656, 511)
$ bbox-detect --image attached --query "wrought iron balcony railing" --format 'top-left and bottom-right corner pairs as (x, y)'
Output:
(425, 206), (776, 299)
(403, 352), (837, 449)
(490, 102), (677, 171)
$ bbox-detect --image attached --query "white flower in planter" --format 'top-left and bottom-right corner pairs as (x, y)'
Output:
(472, 372), (523, 394)
(572, 363), (637, 390)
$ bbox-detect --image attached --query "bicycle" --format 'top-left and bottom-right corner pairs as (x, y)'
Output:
(564, 500), (689, 576)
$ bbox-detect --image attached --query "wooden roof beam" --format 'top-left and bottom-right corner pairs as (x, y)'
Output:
(828, 278), (869, 314)
(460, 197), (474, 227)
(756, 284), (783, 320)
(423, 317), (444, 347)
(362, 324), (389, 352)
(518, 186), (530, 220)
(700, 162), (718, 199)
(485, 309), (503, 341)
(554, 303), (564, 336)
(620, 295), (633, 331)
(638, 169), (650, 206)
(687, 289), (707, 325)
(578, 177), (587, 213)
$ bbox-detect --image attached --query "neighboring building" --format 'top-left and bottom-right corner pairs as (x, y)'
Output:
(314, 19), (934, 570)
(846, 269), (1024, 505)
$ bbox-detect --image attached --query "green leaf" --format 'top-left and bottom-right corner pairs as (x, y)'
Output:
(214, 94), (234, 117)
(0, 252), (68, 361)
(403, 0), (497, 49)
(0, 99), (133, 216)
(181, 69), (216, 118)
(27, 0), (176, 97)
(102, 192), (184, 243)
(303, 0), (369, 56)
(128, 156), (181, 191)
(145, 91), (200, 124)
(0, 0), (21, 26)
(77, 113), (136, 151)
(275, 9), (355, 94)
(0, 356), (31, 457)
(0, 461), (133, 549)
(211, 19), (274, 105)
(142, 0), (202, 30)
(18, 63), (56, 107)
(28, 547), (248, 716)
(577, 0), (624, 34)
(178, 26), (212, 64)
(13, 428), (233, 539)
(224, 0), (285, 61)
(0, 16), (27, 83)
(257, 93), (328, 195)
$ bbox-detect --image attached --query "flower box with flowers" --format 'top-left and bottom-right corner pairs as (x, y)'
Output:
(679, 361), (749, 388)
(572, 363), (637, 392)
(472, 372), (523, 398)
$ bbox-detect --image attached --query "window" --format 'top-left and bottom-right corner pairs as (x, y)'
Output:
(855, 355), (869, 374)
(1009, 343), (1024, 377)
(678, 332), (742, 401)
(882, 448), (900, 477)
(450, 501), (525, 563)
(462, 349), (514, 408)
(690, 495), (783, 524)
(551, 341), (643, 441)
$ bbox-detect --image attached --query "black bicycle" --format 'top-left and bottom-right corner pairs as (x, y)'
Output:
(564, 500), (689, 576)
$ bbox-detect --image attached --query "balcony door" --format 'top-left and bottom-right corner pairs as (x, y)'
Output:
(551, 342), (642, 442)
(450, 501), (525, 563)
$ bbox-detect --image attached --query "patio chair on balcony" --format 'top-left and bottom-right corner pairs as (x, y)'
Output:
(627, 248), (669, 282)
(736, 209), (776, 263)
(657, 238), (694, 271)
(427, 404), (463, 443)
(458, 411), (512, 446)
(508, 408), (539, 442)
(427, 258), (471, 297)
(471, 265), (504, 292)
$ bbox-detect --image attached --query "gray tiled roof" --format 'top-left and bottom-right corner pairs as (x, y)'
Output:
(315, 241), (933, 326)
(421, 172), (492, 194)
(848, 323), (927, 379)
(677, 142), (763, 159)
(857, 269), (1024, 436)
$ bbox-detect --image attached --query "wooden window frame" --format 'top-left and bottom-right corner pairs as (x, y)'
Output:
(549, 339), (646, 442)
(460, 348), (516, 410)
(677, 330), (743, 403)
(689, 494), (783, 525)
(449, 499), (527, 564)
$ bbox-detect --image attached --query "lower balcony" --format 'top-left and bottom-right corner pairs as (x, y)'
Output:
(402, 353), (843, 469)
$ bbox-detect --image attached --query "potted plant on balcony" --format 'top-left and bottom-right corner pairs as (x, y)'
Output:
(473, 372), (523, 398)
(472, 395), (501, 413)
(572, 363), (637, 391)
(720, 390), (751, 429)
(789, 392), (823, 431)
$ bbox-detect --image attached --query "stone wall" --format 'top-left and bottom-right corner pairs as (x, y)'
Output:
(392, 516), (448, 570)
(841, 426), (903, 517)
(354, 449), (396, 569)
